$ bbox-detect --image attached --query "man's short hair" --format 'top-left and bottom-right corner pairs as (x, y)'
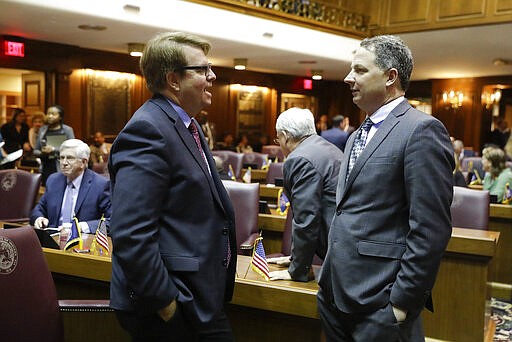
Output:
(60, 139), (91, 160)
(332, 115), (344, 127)
(360, 35), (413, 92)
(276, 107), (317, 141)
(140, 32), (211, 94)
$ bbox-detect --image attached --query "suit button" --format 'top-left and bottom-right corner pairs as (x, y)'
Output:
(336, 209), (342, 216)
(222, 228), (229, 235)
(222, 259), (228, 267)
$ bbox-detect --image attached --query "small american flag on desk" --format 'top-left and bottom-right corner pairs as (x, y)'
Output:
(90, 215), (110, 256)
(251, 236), (270, 281)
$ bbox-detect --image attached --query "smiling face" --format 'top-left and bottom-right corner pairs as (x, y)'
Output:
(172, 45), (216, 116)
(344, 47), (390, 115)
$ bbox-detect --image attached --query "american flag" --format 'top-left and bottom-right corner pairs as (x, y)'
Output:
(91, 216), (110, 256)
(251, 237), (269, 281)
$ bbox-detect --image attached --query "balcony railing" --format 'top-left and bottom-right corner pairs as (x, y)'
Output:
(187, 0), (370, 38)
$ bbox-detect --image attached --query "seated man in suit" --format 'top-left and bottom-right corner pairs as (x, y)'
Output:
(268, 107), (343, 281)
(89, 131), (112, 164)
(31, 139), (111, 233)
(321, 115), (349, 152)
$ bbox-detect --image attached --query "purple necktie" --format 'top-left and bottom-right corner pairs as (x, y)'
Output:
(188, 120), (210, 170)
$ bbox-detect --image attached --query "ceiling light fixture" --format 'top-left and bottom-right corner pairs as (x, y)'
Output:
(493, 58), (512, 66)
(127, 43), (144, 57)
(312, 70), (323, 80)
(78, 24), (107, 31)
(234, 58), (247, 70)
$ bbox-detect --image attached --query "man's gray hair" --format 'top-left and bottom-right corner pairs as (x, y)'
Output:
(276, 107), (317, 141)
(60, 139), (91, 160)
(360, 35), (413, 91)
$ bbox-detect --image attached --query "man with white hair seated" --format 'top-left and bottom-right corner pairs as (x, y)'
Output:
(269, 107), (343, 281)
(31, 138), (111, 233)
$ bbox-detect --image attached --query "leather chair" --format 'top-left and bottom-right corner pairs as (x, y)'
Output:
(242, 152), (269, 169)
(265, 162), (284, 184)
(0, 169), (42, 222)
(461, 156), (483, 173)
(212, 150), (244, 179)
(92, 162), (109, 178)
(222, 180), (260, 255)
(451, 186), (489, 230)
(261, 145), (285, 162)
(0, 226), (111, 342)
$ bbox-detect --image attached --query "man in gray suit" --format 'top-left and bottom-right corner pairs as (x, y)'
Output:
(318, 35), (454, 341)
(268, 108), (343, 282)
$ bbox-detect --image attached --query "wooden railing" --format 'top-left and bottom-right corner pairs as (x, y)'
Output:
(186, 0), (370, 38)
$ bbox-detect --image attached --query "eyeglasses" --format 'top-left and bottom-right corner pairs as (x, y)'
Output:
(180, 63), (212, 76)
(59, 155), (77, 162)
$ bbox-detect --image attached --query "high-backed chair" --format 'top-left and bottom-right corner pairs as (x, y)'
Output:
(0, 169), (42, 222)
(451, 186), (490, 230)
(242, 152), (269, 169)
(212, 150), (244, 179)
(0, 227), (112, 342)
(261, 145), (285, 162)
(222, 180), (260, 255)
(92, 162), (109, 178)
(265, 162), (284, 184)
(461, 156), (484, 175)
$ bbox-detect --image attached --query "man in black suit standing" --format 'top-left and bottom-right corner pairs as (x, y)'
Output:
(318, 35), (454, 341)
(109, 32), (237, 341)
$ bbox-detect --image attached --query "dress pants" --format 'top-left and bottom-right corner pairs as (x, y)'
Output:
(317, 288), (425, 342)
(116, 305), (234, 342)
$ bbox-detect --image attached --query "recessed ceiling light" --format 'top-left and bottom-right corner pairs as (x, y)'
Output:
(123, 4), (141, 14)
(262, 32), (273, 39)
(78, 24), (107, 31)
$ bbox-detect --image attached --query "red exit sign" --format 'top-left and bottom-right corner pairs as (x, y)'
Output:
(4, 40), (25, 57)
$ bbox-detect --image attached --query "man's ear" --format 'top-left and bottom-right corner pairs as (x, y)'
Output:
(386, 68), (399, 87)
(166, 71), (180, 92)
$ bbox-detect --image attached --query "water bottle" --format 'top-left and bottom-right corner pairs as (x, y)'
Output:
(59, 223), (71, 249)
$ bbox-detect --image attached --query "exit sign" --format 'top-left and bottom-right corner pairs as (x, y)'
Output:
(4, 40), (25, 57)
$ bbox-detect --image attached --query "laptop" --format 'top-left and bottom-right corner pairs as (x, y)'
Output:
(45, 134), (67, 149)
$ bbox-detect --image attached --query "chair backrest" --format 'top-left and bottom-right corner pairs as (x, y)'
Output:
(0, 169), (42, 222)
(261, 145), (285, 162)
(266, 162), (284, 184)
(451, 186), (489, 230)
(221, 180), (260, 254)
(460, 157), (483, 173)
(242, 152), (269, 169)
(212, 150), (244, 179)
(0, 227), (63, 341)
(92, 162), (110, 178)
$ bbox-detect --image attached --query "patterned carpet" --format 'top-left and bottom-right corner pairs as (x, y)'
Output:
(492, 298), (512, 341)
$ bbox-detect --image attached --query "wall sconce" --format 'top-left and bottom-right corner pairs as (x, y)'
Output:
(312, 70), (323, 80)
(482, 89), (502, 109)
(442, 90), (463, 109)
(127, 43), (145, 57)
(234, 58), (247, 70)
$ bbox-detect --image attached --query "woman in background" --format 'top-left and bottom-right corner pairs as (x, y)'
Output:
(482, 146), (512, 202)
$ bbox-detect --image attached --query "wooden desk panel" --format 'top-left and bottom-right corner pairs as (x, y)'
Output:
(260, 184), (282, 203)
(40, 229), (499, 342)
(488, 204), (512, 299)
(258, 211), (286, 254)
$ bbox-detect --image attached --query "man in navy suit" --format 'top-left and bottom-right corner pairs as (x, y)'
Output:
(318, 35), (454, 341)
(109, 32), (237, 341)
(321, 115), (349, 151)
(30, 139), (110, 233)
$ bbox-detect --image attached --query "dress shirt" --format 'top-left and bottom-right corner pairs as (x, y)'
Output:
(365, 96), (404, 146)
(59, 172), (91, 233)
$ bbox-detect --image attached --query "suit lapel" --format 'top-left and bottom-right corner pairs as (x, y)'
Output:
(74, 169), (92, 218)
(152, 96), (226, 214)
(53, 175), (67, 221)
(340, 100), (411, 202)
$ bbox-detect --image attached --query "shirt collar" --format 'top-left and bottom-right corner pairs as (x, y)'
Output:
(68, 171), (84, 190)
(369, 96), (404, 128)
(166, 98), (192, 128)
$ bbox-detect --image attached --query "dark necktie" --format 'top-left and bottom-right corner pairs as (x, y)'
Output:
(188, 120), (210, 172)
(347, 117), (374, 178)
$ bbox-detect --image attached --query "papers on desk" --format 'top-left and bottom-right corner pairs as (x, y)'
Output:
(0, 149), (22, 165)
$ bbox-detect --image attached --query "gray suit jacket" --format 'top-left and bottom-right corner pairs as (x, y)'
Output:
(283, 135), (343, 281)
(319, 100), (454, 315)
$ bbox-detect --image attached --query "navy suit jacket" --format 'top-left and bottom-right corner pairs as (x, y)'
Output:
(30, 168), (111, 232)
(108, 94), (237, 328)
(320, 100), (454, 315)
(320, 127), (349, 152)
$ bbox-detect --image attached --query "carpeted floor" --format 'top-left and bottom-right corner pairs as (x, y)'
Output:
(491, 298), (512, 341)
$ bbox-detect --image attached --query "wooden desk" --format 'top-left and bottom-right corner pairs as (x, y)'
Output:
(260, 184), (283, 203)
(242, 168), (268, 183)
(258, 210), (286, 254)
(488, 203), (512, 300)
(41, 228), (498, 342)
